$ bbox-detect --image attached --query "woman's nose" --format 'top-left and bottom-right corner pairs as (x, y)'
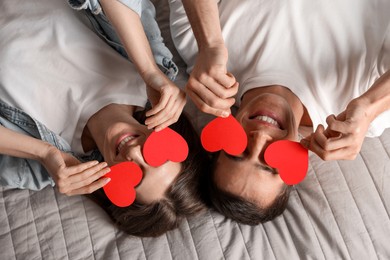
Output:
(123, 144), (147, 167)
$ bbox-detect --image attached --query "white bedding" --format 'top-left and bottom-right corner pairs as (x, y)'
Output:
(1, 0), (390, 259)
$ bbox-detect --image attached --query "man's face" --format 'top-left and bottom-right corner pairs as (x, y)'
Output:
(214, 87), (299, 207)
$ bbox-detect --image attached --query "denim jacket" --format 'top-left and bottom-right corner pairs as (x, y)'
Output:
(68, 0), (178, 80)
(0, 100), (102, 191)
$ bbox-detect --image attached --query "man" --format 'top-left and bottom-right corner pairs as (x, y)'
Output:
(170, 0), (390, 224)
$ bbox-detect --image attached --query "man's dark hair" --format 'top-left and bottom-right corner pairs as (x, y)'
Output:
(202, 154), (291, 225)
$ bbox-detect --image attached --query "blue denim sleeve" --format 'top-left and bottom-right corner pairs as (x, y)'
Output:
(0, 101), (104, 191)
(68, 0), (102, 14)
(0, 110), (56, 191)
(117, 0), (142, 16)
(68, 0), (141, 16)
(139, 0), (178, 80)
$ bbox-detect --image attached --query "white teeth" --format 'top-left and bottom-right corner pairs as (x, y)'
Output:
(254, 115), (280, 127)
(117, 136), (136, 153)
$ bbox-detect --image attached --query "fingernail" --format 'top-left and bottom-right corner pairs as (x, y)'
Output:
(221, 111), (229, 118)
(300, 139), (309, 148)
(104, 178), (111, 184)
(91, 160), (99, 165)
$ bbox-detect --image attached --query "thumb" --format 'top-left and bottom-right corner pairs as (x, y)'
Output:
(61, 152), (81, 166)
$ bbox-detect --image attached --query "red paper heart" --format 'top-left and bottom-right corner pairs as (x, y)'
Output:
(201, 115), (247, 155)
(143, 127), (189, 167)
(103, 162), (143, 207)
(264, 140), (308, 185)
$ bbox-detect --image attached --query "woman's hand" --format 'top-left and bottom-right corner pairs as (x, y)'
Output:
(301, 98), (374, 160)
(143, 70), (186, 131)
(40, 146), (111, 195)
(186, 45), (238, 117)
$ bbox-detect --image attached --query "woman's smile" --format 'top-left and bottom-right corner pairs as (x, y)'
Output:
(116, 133), (141, 155)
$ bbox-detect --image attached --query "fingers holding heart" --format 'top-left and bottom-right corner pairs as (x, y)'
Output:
(201, 115), (247, 155)
(103, 162), (143, 207)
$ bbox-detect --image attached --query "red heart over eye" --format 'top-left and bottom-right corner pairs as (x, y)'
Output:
(201, 115), (247, 155)
(143, 127), (189, 167)
(264, 140), (308, 185)
(103, 162), (143, 207)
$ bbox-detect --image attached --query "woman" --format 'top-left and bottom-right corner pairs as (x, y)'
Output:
(0, 0), (208, 237)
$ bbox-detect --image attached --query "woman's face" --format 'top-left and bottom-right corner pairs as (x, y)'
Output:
(87, 104), (182, 203)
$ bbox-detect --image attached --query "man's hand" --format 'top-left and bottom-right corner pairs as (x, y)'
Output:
(40, 146), (111, 195)
(143, 70), (186, 132)
(186, 45), (238, 117)
(301, 98), (373, 160)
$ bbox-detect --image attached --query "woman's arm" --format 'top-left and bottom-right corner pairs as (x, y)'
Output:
(0, 125), (110, 195)
(181, 0), (238, 117)
(99, 0), (157, 78)
(301, 70), (390, 160)
(99, 0), (185, 131)
(0, 125), (51, 160)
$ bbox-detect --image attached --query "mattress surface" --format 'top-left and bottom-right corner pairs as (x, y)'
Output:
(1, 129), (389, 259)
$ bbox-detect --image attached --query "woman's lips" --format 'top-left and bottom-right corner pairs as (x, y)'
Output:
(116, 133), (140, 154)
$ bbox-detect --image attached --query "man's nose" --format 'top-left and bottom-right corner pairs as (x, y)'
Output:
(247, 131), (273, 160)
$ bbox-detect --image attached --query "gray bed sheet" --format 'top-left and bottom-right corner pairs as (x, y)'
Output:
(1, 129), (389, 260)
(1, 0), (390, 259)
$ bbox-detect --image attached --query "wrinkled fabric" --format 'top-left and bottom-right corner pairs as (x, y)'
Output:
(68, 0), (178, 80)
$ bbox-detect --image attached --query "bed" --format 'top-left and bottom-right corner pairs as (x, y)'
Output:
(1, 0), (390, 259)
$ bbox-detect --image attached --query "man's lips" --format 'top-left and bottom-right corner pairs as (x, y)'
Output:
(248, 111), (284, 130)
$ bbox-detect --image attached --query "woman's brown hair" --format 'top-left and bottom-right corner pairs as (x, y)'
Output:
(89, 108), (209, 237)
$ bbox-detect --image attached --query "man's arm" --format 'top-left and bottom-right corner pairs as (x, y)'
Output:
(360, 70), (390, 118)
(182, 0), (224, 51)
(181, 0), (238, 117)
(301, 70), (390, 160)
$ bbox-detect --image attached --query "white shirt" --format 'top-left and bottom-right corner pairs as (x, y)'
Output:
(170, 0), (390, 137)
(0, 0), (148, 154)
